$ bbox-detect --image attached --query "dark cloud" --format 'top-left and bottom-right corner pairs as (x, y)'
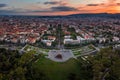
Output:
(0, 4), (7, 8)
(44, 1), (59, 5)
(31, 10), (51, 13)
(51, 6), (78, 11)
(28, 6), (78, 13)
(116, 3), (120, 5)
(87, 4), (99, 6)
(0, 5), (79, 15)
(0, 8), (30, 15)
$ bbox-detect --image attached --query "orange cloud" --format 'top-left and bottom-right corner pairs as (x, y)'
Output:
(75, 0), (120, 14)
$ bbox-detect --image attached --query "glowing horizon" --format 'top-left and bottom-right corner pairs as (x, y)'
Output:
(0, 0), (120, 15)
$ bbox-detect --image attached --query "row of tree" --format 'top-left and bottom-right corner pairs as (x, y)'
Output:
(0, 48), (39, 80)
(76, 47), (120, 80)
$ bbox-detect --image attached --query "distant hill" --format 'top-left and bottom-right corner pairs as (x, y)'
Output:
(1, 13), (120, 19)
(67, 13), (120, 19)
(37, 13), (120, 19)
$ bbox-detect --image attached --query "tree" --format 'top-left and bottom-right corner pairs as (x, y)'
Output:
(67, 73), (76, 80)
(88, 47), (120, 80)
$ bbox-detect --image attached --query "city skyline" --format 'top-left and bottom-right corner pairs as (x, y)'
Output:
(0, 0), (120, 15)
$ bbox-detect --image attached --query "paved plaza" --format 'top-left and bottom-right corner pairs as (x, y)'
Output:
(47, 50), (75, 62)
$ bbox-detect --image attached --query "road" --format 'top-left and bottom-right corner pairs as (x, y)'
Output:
(0, 45), (22, 50)
(56, 25), (64, 49)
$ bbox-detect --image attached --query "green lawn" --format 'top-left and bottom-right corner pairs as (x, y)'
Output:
(73, 51), (81, 56)
(23, 45), (49, 54)
(32, 56), (80, 80)
(72, 44), (96, 56)
(39, 48), (50, 53)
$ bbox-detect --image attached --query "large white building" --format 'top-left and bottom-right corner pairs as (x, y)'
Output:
(64, 36), (95, 45)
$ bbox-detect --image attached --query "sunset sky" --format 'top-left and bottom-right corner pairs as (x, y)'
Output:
(0, 0), (120, 15)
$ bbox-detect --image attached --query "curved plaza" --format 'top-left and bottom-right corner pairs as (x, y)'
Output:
(47, 50), (75, 62)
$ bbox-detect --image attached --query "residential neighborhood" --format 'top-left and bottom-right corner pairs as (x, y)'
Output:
(0, 16), (119, 49)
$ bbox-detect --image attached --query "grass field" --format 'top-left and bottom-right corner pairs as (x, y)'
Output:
(22, 45), (49, 55)
(72, 44), (96, 56)
(22, 44), (97, 80)
(32, 55), (80, 80)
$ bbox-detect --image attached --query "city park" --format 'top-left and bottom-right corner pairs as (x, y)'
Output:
(19, 44), (98, 80)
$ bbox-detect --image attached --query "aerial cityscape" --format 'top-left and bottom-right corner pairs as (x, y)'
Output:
(0, 0), (120, 80)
